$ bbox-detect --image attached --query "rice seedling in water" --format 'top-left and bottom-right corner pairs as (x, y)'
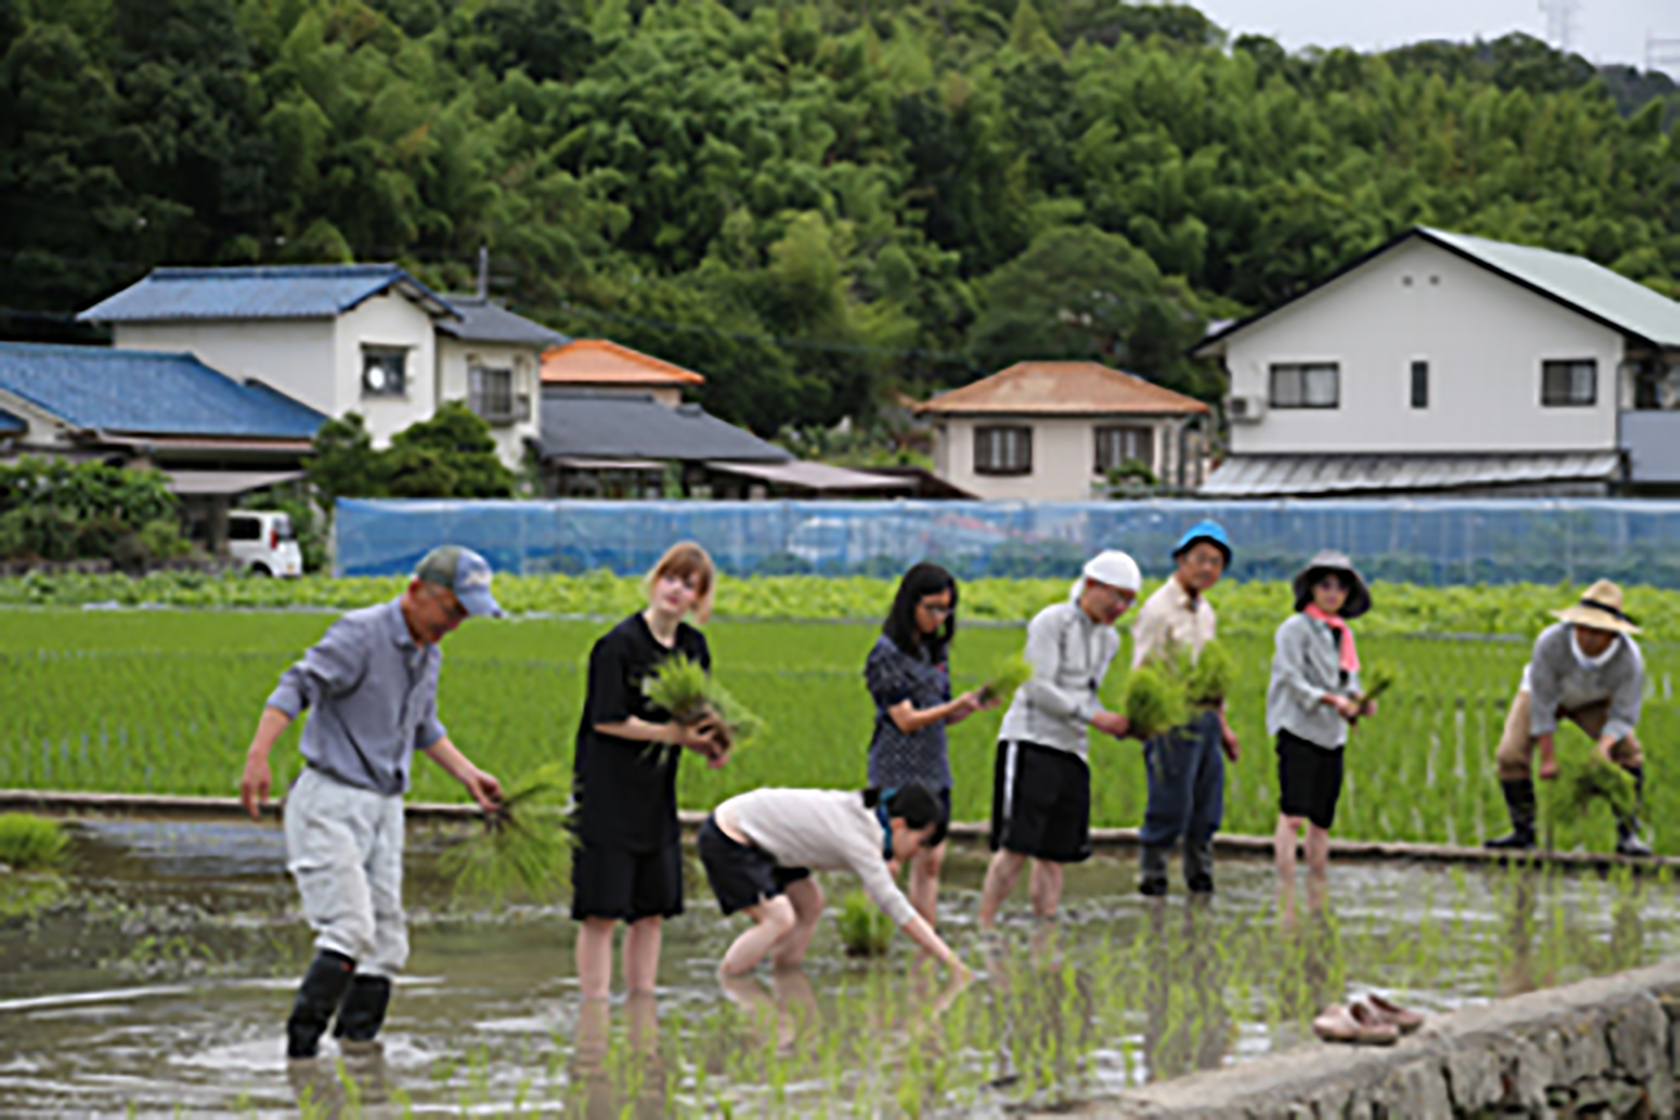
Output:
(978, 653), (1034, 707)
(836, 890), (894, 956)
(0, 813), (68, 869)
(440, 762), (573, 904)
(1123, 665), (1187, 739)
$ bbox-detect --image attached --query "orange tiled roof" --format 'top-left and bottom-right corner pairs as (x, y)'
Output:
(916, 361), (1210, 416)
(540, 338), (705, 386)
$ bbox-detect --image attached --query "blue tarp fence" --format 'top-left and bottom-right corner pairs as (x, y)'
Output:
(334, 498), (1680, 587)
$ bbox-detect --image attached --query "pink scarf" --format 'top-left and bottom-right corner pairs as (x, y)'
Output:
(1304, 604), (1360, 673)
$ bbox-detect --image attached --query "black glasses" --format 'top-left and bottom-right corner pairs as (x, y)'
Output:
(919, 601), (954, 618)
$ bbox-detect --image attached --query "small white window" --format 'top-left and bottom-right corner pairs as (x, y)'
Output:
(1094, 425), (1154, 473)
(1269, 363), (1339, 409)
(1541, 359), (1597, 407)
(470, 366), (517, 423)
(974, 425), (1032, 475)
(361, 348), (408, 397)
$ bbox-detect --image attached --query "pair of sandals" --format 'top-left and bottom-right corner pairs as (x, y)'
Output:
(1311, 994), (1424, 1046)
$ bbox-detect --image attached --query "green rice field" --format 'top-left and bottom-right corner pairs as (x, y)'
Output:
(4, 604), (1675, 854)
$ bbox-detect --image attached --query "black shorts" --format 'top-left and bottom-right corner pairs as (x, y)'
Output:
(1276, 729), (1345, 831)
(571, 838), (684, 923)
(697, 816), (811, 916)
(990, 740), (1091, 863)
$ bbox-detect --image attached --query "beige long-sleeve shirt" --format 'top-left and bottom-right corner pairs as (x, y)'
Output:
(1130, 577), (1218, 670)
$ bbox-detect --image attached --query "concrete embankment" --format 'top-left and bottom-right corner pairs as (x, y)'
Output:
(1063, 958), (1680, 1119)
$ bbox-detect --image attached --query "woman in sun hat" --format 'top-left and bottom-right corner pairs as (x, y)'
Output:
(1485, 579), (1650, 856)
(977, 549), (1140, 929)
(1267, 550), (1377, 879)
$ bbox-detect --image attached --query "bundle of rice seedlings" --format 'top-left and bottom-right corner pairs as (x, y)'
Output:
(1359, 661), (1401, 704)
(1553, 750), (1638, 827)
(1182, 640), (1236, 707)
(978, 653), (1034, 707)
(835, 890), (894, 957)
(441, 762), (574, 905)
(0, 814), (69, 871)
(642, 654), (765, 757)
(1123, 665), (1188, 740)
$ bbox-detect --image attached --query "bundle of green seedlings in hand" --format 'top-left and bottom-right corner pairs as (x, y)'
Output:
(978, 653), (1034, 707)
(441, 762), (573, 905)
(1180, 640), (1236, 707)
(0, 813), (69, 870)
(835, 890), (894, 957)
(1551, 749), (1638, 829)
(1359, 660), (1401, 704)
(641, 654), (765, 758)
(1123, 664), (1188, 740)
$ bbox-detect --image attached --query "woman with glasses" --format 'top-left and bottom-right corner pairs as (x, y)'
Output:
(864, 562), (989, 925)
(1267, 550), (1377, 878)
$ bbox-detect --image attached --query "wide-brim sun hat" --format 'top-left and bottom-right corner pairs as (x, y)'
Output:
(1292, 550), (1371, 620)
(1172, 519), (1232, 566)
(1552, 579), (1640, 635)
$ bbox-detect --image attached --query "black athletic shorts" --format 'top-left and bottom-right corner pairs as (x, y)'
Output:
(697, 815), (811, 916)
(570, 838), (684, 923)
(990, 740), (1092, 863)
(1276, 729), (1346, 831)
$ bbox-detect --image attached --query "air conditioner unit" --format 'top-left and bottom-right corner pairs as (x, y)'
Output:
(1227, 395), (1265, 423)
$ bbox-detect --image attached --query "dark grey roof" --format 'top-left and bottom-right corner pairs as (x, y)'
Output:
(540, 389), (792, 463)
(438, 295), (568, 348)
(79, 264), (456, 323)
(0, 407), (24, 434)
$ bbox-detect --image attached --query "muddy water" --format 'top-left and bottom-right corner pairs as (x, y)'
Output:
(1, 818), (1676, 1117)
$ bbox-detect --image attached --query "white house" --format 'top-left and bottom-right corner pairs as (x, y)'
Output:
(916, 360), (1212, 501)
(1194, 227), (1680, 497)
(79, 266), (564, 470)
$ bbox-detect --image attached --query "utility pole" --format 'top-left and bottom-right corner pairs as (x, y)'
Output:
(1538, 0), (1579, 52)
(476, 245), (490, 300)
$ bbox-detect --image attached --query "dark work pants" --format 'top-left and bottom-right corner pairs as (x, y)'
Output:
(1140, 709), (1226, 848)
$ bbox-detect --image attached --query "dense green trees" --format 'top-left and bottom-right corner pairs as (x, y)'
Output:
(1, 0), (1676, 428)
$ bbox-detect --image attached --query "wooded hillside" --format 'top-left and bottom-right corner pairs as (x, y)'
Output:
(2, 0), (1675, 432)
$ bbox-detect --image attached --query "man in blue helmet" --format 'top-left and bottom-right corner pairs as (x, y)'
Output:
(1130, 520), (1240, 895)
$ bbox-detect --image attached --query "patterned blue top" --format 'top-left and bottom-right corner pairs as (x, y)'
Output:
(864, 634), (953, 791)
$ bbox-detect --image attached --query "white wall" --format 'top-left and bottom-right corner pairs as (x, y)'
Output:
(334, 293), (438, 447)
(437, 337), (541, 469)
(1223, 238), (1626, 455)
(935, 415), (1173, 500)
(114, 319), (338, 417)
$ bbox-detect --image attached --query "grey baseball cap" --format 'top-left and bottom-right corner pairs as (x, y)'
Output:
(415, 545), (503, 618)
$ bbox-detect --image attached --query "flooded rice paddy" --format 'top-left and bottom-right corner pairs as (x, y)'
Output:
(1, 817), (1677, 1116)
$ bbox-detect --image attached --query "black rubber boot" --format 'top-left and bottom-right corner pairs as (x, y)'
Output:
(1184, 840), (1215, 894)
(286, 950), (356, 1060)
(333, 974), (392, 1049)
(1484, 779), (1537, 850)
(1139, 844), (1170, 896)
(1616, 765), (1653, 857)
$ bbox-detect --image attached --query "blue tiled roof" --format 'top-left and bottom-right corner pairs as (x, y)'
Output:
(79, 264), (456, 323)
(0, 343), (327, 439)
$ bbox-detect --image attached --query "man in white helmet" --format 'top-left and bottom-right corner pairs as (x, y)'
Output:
(978, 550), (1140, 929)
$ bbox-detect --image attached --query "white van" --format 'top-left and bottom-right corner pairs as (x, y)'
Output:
(226, 511), (304, 577)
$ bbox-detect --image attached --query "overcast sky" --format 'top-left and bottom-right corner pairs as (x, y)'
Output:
(1194, 0), (1679, 72)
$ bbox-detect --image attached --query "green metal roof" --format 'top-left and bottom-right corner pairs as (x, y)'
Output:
(1420, 227), (1680, 348)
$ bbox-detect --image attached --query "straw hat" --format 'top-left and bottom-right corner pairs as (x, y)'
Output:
(1291, 550), (1371, 620)
(1552, 579), (1640, 635)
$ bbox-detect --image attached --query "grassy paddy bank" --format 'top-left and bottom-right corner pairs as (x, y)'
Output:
(3, 608), (1676, 854)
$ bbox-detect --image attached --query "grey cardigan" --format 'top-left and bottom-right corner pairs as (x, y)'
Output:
(1266, 613), (1362, 749)
(1523, 622), (1643, 743)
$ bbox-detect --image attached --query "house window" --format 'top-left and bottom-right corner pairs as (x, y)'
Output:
(1269, 363), (1339, 409)
(1411, 361), (1429, 409)
(470, 365), (517, 424)
(974, 425), (1032, 475)
(361, 347), (407, 397)
(1094, 425), (1154, 473)
(1541, 359), (1597, 407)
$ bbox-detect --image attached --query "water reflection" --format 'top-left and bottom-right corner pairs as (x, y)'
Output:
(1272, 869), (1345, 1049)
(1142, 896), (1235, 1080)
(569, 993), (667, 1119)
(285, 1050), (394, 1118)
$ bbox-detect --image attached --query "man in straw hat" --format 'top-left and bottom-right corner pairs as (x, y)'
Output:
(239, 545), (507, 1062)
(1484, 580), (1651, 856)
(978, 549), (1140, 929)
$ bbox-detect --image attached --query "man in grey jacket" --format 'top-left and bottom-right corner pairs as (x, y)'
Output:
(239, 546), (506, 1061)
(1485, 580), (1650, 856)
(978, 550), (1139, 929)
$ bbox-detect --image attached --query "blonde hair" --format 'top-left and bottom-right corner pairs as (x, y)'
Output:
(647, 541), (715, 624)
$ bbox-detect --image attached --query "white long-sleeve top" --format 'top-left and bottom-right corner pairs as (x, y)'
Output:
(997, 600), (1120, 761)
(722, 787), (917, 927)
